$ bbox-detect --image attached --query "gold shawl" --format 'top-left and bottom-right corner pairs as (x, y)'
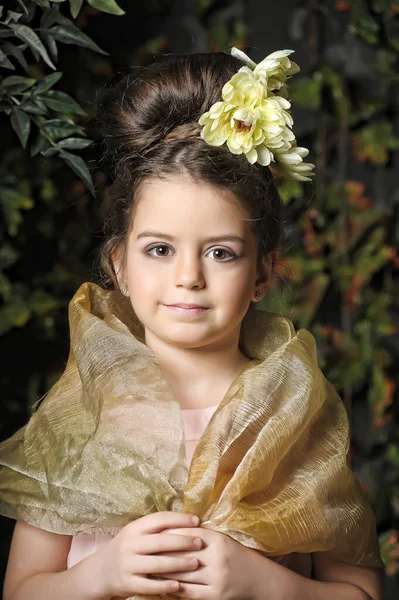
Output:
(0, 282), (383, 571)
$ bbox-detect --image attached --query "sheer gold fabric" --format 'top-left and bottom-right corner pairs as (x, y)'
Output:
(0, 282), (383, 577)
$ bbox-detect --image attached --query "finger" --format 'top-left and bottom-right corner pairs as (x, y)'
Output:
(139, 532), (203, 555)
(172, 580), (208, 597)
(156, 565), (206, 583)
(162, 528), (208, 549)
(138, 512), (199, 534)
(162, 527), (203, 536)
(132, 574), (181, 596)
(136, 554), (199, 575)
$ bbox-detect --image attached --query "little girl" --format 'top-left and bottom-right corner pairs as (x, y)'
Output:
(1, 48), (384, 600)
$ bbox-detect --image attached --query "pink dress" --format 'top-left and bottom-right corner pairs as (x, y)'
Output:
(67, 405), (218, 569)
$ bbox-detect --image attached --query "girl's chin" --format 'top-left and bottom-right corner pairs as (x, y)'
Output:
(150, 327), (217, 349)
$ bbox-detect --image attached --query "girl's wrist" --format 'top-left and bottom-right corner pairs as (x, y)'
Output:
(250, 553), (292, 600)
(74, 549), (113, 600)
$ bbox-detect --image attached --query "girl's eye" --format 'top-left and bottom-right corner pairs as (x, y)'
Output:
(146, 244), (172, 258)
(207, 248), (237, 261)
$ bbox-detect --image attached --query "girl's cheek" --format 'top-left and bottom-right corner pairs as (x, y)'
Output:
(227, 271), (254, 294)
(128, 262), (162, 287)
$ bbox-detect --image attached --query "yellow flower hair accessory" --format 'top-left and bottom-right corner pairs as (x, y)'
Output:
(198, 47), (315, 182)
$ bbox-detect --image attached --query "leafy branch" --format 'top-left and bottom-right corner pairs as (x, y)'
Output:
(0, 0), (124, 196)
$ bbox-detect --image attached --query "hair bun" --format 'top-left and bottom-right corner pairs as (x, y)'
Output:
(96, 53), (241, 169)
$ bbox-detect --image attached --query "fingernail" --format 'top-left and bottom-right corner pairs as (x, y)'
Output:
(191, 516), (199, 525)
(170, 581), (179, 591)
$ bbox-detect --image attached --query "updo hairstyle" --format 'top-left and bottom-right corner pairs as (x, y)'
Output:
(95, 52), (283, 289)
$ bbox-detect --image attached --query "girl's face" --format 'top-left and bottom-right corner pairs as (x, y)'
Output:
(117, 176), (271, 351)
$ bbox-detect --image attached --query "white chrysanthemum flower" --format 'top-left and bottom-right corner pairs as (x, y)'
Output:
(274, 145), (315, 182)
(198, 47), (314, 180)
(199, 69), (294, 166)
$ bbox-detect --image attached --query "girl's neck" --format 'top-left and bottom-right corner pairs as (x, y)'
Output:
(144, 329), (248, 409)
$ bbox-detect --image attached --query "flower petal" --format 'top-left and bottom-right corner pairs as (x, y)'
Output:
(233, 107), (252, 124)
(245, 147), (258, 164)
(256, 145), (272, 166)
(230, 47), (257, 69)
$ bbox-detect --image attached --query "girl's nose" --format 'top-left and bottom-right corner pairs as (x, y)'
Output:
(175, 252), (205, 289)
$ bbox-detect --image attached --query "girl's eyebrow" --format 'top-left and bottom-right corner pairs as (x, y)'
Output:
(136, 230), (246, 244)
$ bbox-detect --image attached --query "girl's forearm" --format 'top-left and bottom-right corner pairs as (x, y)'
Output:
(251, 555), (376, 600)
(7, 551), (112, 600)
(283, 574), (373, 600)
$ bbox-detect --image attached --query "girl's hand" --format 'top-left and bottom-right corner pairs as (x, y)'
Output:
(95, 512), (204, 599)
(156, 526), (281, 600)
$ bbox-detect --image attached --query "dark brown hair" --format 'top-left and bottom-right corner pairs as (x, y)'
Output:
(95, 52), (283, 289)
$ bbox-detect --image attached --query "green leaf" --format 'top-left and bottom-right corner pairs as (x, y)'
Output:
(2, 42), (29, 72)
(0, 75), (36, 94)
(40, 5), (59, 29)
(349, 14), (380, 45)
(35, 71), (63, 93)
(30, 288), (59, 317)
(87, 0), (125, 15)
(40, 178), (56, 202)
(0, 186), (34, 236)
(37, 90), (86, 115)
(277, 178), (304, 205)
(57, 137), (93, 150)
(70, 0), (84, 18)
(0, 273), (12, 303)
(48, 25), (108, 55)
(372, 0), (391, 13)
(41, 146), (60, 157)
(0, 48), (15, 70)
(15, 0), (28, 14)
(20, 99), (48, 115)
(42, 31), (58, 61)
(0, 302), (32, 334)
(4, 10), (24, 25)
(59, 149), (95, 196)
(387, 444), (399, 467)
(9, 23), (56, 69)
(352, 122), (399, 165)
(30, 132), (47, 156)
(0, 243), (20, 269)
(0, 186), (34, 210)
(42, 118), (84, 138)
(10, 107), (31, 148)
(290, 74), (322, 110)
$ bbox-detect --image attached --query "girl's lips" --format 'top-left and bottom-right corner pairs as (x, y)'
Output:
(164, 305), (209, 315)
(166, 304), (208, 309)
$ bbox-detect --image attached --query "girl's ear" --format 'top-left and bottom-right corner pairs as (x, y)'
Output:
(112, 250), (124, 289)
(254, 253), (273, 302)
